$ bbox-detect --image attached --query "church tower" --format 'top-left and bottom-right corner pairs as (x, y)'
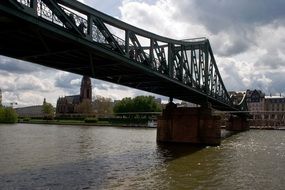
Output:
(80, 76), (92, 101)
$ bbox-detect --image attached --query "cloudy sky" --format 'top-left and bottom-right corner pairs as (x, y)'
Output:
(1, 0), (285, 107)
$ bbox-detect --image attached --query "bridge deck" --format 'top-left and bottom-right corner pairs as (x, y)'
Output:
(0, 0), (247, 112)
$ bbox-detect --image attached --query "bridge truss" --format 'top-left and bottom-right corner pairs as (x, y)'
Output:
(0, 0), (247, 112)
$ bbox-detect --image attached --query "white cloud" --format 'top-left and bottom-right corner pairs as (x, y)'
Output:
(120, 0), (208, 39)
(79, 0), (122, 16)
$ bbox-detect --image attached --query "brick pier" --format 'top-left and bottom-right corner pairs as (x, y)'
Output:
(157, 104), (221, 146)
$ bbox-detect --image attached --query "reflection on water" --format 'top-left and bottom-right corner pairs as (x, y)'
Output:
(0, 124), (284, 190)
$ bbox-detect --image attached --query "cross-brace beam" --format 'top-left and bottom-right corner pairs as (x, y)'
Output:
(41, 0), (84, 36)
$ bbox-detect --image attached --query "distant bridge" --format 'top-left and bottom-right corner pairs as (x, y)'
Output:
(0, 0), (247, 112)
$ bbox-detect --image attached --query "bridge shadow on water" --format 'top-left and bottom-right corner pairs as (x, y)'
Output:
(156, 129), (248, 162)
(156, 143), (205, 162)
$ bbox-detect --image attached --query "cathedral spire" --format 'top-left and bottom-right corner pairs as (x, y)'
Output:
(80, 76), (92, 101)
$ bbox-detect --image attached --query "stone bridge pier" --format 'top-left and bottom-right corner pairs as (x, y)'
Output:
(157, 102), (221, 146)
(226, 115), (249, 131)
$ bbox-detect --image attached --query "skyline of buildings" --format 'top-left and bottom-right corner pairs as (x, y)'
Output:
(5, 87), (285, 109)
(12, 87), (285, 128)
(246, 89), (285, 127)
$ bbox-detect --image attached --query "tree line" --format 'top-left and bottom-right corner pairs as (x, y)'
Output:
(44, 95), (162, 117)
(113, 96), (161, 117)
(0, 95), (162, 123)
(0, 107), (18, 123)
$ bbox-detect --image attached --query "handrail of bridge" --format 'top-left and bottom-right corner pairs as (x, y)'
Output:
(3, 0), (244, 111)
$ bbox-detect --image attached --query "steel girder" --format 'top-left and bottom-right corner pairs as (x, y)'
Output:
(1, 0), (246, 111)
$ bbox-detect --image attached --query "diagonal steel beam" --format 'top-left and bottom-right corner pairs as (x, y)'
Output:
(41, 0), (84, 36)
(92, 17), (125, 55)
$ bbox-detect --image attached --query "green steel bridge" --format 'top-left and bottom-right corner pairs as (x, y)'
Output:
(0, 0), (247, 112)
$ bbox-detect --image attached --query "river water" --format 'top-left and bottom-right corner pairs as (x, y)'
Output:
(0, 124), (284, 190)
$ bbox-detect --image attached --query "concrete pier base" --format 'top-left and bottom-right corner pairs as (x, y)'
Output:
(226, 115), (249, 131)
(157, 106), (221, 146)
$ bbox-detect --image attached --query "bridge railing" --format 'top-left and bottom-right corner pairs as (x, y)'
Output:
(12, 0), (235, 109)
(17, 0), (30, 6)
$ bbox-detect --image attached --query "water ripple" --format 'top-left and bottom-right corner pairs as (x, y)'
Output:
(0, 124), (284, 190)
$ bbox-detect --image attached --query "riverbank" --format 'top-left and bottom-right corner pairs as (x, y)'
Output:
(17, 119), (153, 128)
(17, 119), (285, 130)
(19, 119), (117, 126)
(250, 126), (285, 130)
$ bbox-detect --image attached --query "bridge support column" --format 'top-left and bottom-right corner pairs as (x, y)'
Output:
(157, 104), (221, 146)
(226, 115), (249, 131)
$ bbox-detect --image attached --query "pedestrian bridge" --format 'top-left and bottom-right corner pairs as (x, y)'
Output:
(0, 0), (247, 112)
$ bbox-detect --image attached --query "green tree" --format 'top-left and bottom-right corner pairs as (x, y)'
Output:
(42, 101), (55, 120)
(93, 95), (113, 115)
(113, 97), (133, 113)
(0, 107), (18, 123)
(113, 96), (161, 118)
(0, 107), (4, 123)
(133, 96), (161, 112)
(76, 99), (93, 114)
